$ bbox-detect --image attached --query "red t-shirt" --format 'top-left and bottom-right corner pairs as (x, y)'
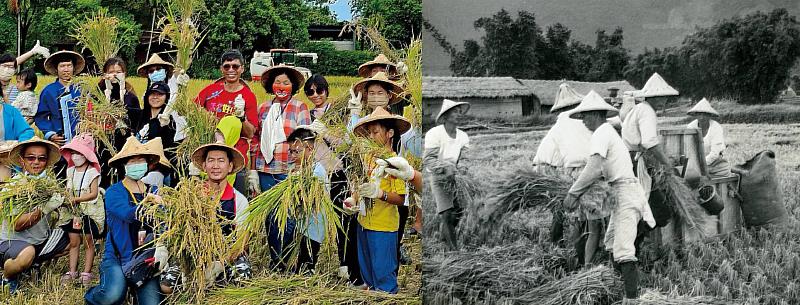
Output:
(195, 80), (260, 166)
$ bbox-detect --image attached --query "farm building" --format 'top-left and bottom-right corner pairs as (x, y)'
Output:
(422, 77), (538, 119)
(518, 79), (636, 112)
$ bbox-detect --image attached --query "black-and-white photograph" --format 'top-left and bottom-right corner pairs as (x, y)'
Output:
(421, 1), (800, 304)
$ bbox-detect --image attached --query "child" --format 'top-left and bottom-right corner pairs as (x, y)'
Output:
(348, 107), (410, 293)
(58, 133), (103, 285)
(13, 68), (38, 124)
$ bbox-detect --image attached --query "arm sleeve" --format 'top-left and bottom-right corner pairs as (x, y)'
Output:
(104, 186), (137, 223)
(638, 106), (659, 149)
(7, 106), (34, 141)
(705, 122), (725, 164)
(296, 103), (312, 126)
(234, 195), (249, 227)
(34, 90), (54, 137)
(568, 154), (604, 195)
(533, 130), (558, 165)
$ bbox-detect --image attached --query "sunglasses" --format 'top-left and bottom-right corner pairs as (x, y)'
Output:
(304, 88), (326, 96)
(222, 64), (242, 71)
(23, 155), (48, 162)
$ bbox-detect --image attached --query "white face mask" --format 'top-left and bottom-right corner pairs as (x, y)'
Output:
(0, 66), (14, 82)
(71, 154), (87, 167)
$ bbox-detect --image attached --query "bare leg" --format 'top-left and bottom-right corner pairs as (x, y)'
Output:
(83, 235), (95, 274)
(413, 206), (423, 234)
(584, 219), (601, 267)
(3, 246), (35, 278)
(68, 233), (81, 274)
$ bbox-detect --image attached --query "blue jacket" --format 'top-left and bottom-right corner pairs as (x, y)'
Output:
(34, 80), (81, 141)
(103, 182), (158, 265)
(1, 104), (34, 141)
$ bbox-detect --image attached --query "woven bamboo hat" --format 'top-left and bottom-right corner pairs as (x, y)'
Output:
(0, 140), (18, 162)
(143, 137), (173, 169)
(9, 137), (61, 168)
(137, 54), (175, 77)
(436, 99), (470, 124)
(551, 83), (585, 113)
(44, 51), (85, 75)
(261, 64), (306, 94)
(636, 72), (679, 98)
(569, 90), (619, 119)
(353, 106), (412, 137)
(352, 72), (405, 105)
(358, 54), (398, 78)
(191, 141), (246, 174)
(109, 136), (159, 168)
(687, 98), (719, 117)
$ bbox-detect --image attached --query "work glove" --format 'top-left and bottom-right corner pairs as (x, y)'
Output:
(175, 70), (190, 87)
(188, 163), (201, 177)
(377, 157), (414, 181)
(342, 197), (359, 215)
(41, 193), (65, 214)
(338, 266), (349, 280)
(153, 245), (169, 273)
(115, 119), (128, 131)
(247, 170), (261, 195)
(158, 113), (171, 127)
(233, 94), (246, 118)
(396, 61), (408, 75)
(357, 181), (383, 200)
(308, 120), (327, 136)
(347, 88), (362, 115)
(562, 193), (579, 211)
(31, 40), (50, 57)
(204, 261), (225, 286)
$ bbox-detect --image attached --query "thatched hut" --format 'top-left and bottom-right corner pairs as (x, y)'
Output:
(518, 79), (636, 112)
(423, 76), (538, 120)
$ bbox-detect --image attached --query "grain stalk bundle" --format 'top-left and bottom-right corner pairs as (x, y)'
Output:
(637, 289), (740, 305)
(72, 8), (130, 66)
(510, 265), (622, 305)
(137, 178), (230, 300)
(644, 153), (711, 231)
(74, 77), (128, 156)
(0, 172), (67, 226)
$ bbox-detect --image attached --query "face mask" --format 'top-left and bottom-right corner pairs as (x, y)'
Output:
(71, 154), (87, 167)
(110, 73), (125, 83)
(367, 95), (390, 109)
(272, 83), (293, 100)
(124, 163), (149, 180)
(0, 67), (14, 82)
(149, 69), (166, 82)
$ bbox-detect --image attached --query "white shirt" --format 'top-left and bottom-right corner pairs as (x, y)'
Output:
(533, 112), (592, 168)
(60, 167), (104, 227)
(424, 125), (469, 164)
(687, 120), (725, 165)
(591, 123), (636, 183)
(622, 102), (659, 151)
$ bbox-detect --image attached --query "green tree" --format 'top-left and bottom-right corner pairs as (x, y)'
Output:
(299, 40), (374, 76)
(351, 0), (421, 47)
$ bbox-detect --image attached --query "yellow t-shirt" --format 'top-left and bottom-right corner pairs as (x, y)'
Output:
(358, 176), (407, 232)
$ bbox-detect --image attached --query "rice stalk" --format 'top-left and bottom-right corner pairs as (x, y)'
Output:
(401, 38), (422, 129)
(509, 265), (622, 305)
(171, 93), (218, 172)
(0, 171), (67, 227)
(644, 153), (710, 232)
(72, 8), (130, 66)
(74, 77), (128, 156)
(637, 289), (741, 305)
(137, 178), (231, 300)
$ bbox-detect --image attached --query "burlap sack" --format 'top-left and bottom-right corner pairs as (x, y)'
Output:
(735, 150), (788, 227)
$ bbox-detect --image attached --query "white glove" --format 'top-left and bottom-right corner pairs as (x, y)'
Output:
(248, 170), (260, 195)
(342, 197), (359, 215)
(188, 163), (201, 176)
(357, 181), (383, 199)
(115, 119), (128, 130)
(176, 71), (190, 87)
(31, 40), (50, 57)
(308, 120), (327, 136)
(41, 193), (65, 214)
(378, 157), (415, 181)
(154, 245), (169, 273)
(396, 61), (408, 75)
(157, 113), (171, 127)
(338, 266), (349, 279)
(233, 94), (246, 118)
(347, 88), (362, 114)
(204, 261), (225, 286)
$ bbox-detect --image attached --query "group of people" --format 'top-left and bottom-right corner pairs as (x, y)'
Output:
(0, 44), (424, 304)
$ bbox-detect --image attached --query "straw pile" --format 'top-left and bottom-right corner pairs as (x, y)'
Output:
(0, 172), (66, 225)
(645, 153), (710, 231)
(637, 289), (740, 305)
(71, 8), (131, 65)
(137, 178), (231, 300)
(507, 265), (621, 305)
(75, 77), (128, 155)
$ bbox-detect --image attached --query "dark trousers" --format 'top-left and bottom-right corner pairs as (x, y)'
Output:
(331, 169), (363, 285)
(295, 237), (321, 274)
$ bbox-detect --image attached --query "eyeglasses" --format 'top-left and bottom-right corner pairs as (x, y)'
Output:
(23, 155), (48, 162)
(222, 64), (241, 71)
(304, 88), (326, 96)
(0, 63), (14, 69)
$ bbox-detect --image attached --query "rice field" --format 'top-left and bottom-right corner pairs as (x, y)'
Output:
(423, 114), (800, 304)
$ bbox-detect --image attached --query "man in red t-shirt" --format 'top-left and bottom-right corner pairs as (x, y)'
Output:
(194, 49), (259, 194)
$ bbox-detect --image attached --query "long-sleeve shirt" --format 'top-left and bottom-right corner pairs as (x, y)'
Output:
(0, 104), (34, 141)
(533, 112), (593, 168)
(687, 120), (725, 165)
(34, 80), (81, 141)
(103, 182), (158, 265)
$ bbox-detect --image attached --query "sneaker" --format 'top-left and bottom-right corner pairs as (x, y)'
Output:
(1, 278), (19, 294)
(337, 266), (349, 280)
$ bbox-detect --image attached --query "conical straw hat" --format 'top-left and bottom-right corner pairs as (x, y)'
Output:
(191, 141), (246, 174)
(143, 137), (173, 169)
(136, 54), (175, 77)
(352, 71), (405, 105)
(687, 98), (718, 117)
(436, 99), (470, 124)
(636, 72), (679, 98)
(353, 106), (412, 137)
(551, 83), (585, 113)
(569, 90), (619, 119)
(44, 51), (85, 75)
(109, 136), (159, 168)
(9, 137), (61, 168)
(358, 54), (397, 78)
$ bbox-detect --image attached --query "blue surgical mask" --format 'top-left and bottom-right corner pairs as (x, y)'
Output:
(149, 69), (166, 82)
(125, 163), (149, 180)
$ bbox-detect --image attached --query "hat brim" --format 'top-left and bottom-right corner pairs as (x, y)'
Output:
(687, 110), (719, 118)
(436, 103), (470, 124)
(108, 152), (160, 168)
(357, 63), (398, 78)
(353, 78), (405, 105)
(191, 144), (246, 175)
(261, 66), (306, 94)
(569, 109), (619, 120)
(10, 139), (62, 168)
(354, 115), (412, 138)
(136, 55), (175, 77)
(60, 143), (101, 172)
(44, 51), (86, 76)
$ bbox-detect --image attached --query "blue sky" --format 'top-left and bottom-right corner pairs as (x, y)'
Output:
(330, 0), (353, 21)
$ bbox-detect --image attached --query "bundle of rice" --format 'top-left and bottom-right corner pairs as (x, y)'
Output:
(137, 178), (231, 300)
(637, 289), (740, 305)
(206, 273), (420, 304)
(510, 265), (622, 305)
(402, 38), (422, 129)
(75, 78), (128, 155)
(0, 172), (66, 225)
(645, 153), (710, 231)
(423, 241), (574, 304)
(71, 8), (130, 65)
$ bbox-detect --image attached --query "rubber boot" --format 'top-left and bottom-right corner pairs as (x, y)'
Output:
(619, 261), (639, 299)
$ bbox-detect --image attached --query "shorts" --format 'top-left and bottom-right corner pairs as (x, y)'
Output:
(0, 230), (70, 264)
(60, 215), (104, 239)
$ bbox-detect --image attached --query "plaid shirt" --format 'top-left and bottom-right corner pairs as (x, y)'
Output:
(252, 97), (311, 174)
